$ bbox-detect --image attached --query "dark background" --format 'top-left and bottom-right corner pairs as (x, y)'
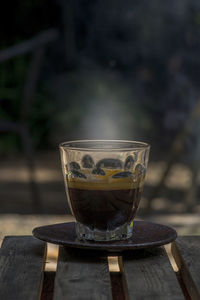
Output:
(0, 0), (200, 226)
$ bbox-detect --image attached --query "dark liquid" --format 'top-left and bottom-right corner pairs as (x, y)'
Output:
(68, 188), (142, 230)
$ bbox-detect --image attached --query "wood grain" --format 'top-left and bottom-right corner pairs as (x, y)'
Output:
(0, 236), (46, 300)
(53, 247), (112, 300)
(171, 236), (200, 300)
(121, 247), (183, 300)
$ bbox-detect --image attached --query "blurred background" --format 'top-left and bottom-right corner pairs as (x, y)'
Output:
(1, 0), (200, 243)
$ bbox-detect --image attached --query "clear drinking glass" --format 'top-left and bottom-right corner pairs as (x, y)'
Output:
(59, 140), (150, 241)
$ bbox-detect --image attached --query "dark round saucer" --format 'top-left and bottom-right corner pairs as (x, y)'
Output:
(32, 221), (177, 252)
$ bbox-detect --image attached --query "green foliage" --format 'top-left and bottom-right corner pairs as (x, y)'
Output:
(29, 88), (55, 149)
(0, 55), (55, 153)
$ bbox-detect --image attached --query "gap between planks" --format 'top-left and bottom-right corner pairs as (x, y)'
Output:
(170, 238), (200, 300)
(45, 243), (59, 272)
(165, 243), (191, 300)
(41, 243), (58, 300)
(108, 256), (128, 300)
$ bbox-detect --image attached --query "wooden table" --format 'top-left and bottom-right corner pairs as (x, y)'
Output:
(0, 236), (199, 300)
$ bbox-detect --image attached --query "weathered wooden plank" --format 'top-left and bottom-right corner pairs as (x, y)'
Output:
(171, 236), (200, 300)
(121, 247), (183, 300)
(0, 236), (47, 300)
(53, 247), (112, 300)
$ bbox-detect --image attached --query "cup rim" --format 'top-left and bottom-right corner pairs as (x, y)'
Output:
(59, 139), (150, 152)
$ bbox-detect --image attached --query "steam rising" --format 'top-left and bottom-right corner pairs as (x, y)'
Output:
(56, 70), (150, 141)
(79, 78), (134, 139)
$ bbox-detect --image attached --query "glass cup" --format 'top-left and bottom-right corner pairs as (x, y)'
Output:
(59, 140), (150, 241)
